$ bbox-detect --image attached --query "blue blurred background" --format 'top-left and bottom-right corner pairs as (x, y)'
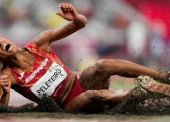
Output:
(1, 0), (170, 105)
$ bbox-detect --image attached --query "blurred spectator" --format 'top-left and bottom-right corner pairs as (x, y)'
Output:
(0, 0), (169, 70)
(125, 0), (170, 70)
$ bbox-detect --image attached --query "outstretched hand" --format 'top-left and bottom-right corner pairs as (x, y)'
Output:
(32, 2), (87, 48)
(56, 3), (81, 21)
(0, 75), (11, 94)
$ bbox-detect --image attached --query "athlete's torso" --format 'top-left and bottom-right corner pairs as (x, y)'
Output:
(10, 43), (74, 103)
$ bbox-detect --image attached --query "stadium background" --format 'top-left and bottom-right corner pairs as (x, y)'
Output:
(0, 0), (170, 106)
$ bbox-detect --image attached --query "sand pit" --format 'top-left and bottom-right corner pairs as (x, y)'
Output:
(1, 85), (170, 122)
(1, 115), (170, 122)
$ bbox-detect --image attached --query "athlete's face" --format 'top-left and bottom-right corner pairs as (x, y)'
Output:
(0, 37), (18, 59)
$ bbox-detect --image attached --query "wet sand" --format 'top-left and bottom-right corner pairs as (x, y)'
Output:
(3, 84), (170, 122)
(1, 114), (170, 122)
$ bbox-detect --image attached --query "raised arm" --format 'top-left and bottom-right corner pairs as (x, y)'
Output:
(33, 2), (87, 52)
(0, 75), (11, 105)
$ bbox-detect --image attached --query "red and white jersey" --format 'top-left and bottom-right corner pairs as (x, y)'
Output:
(11, 43), (74, 103)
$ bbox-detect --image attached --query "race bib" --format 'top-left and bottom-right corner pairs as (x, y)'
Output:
(30, 62), (67, 98)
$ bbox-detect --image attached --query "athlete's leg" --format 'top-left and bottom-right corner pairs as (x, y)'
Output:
(64, 89), (129, 112)
(79, 59), (167, 90)
(93, 89), (129, 103)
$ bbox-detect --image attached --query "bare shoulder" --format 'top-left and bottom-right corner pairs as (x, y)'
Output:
(1, 67), (17, 85)
(32, 31), (51, 52)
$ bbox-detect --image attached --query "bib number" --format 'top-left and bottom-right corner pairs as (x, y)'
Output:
(30, 63), (67, 98)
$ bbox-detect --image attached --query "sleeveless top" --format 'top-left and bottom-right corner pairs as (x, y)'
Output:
(11, 43), (76, 104)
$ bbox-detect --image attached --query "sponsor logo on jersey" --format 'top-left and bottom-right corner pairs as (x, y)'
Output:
(18, 71), (25, 80)
(25, 58), (49, 83)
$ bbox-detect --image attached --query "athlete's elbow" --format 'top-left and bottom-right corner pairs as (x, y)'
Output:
(81, 16), (88, 27)
(75, 15), (88, 28)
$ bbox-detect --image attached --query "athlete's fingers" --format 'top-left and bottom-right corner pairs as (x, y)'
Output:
(2, 86), (10, 93)
(68, 3), (73, 11)
(0, 86), (3, 97)
(1, 80), (11, 93)
(1, 81), (10, 86)
(58, 3), (64, 13)
(0, 77), (10, 82)
(0, 80), (10, 86)
(56, 12), (64, 18)
(65, 3), (71, 13)
(0, 75), (8, 79)
(60, 3), (67, 13)
(1, 80), (10, 84)
(0, 79), (9, 83)
(0, 79), (9, 85)
(65, 3), (70, 12)
(68, 3), (78, 16)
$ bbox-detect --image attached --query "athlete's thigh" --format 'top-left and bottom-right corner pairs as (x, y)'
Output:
(64, 90), (105, 113)
(64, 89), (129, 113)
(79, 63), (111, 90)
